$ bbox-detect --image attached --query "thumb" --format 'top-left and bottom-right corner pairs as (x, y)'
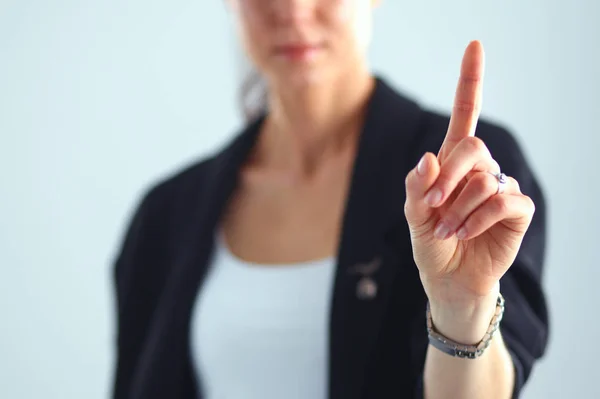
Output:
(404, 152), (440, 232)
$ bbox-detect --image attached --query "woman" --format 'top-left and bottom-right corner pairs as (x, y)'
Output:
(112, 0), (548, 398)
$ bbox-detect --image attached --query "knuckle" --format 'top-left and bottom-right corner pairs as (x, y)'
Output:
(524, 195), (536, 214)
(404, 170), (414, 188)
(453, 101), (478, 113)
(405, 170), (422, 195)
(434, 173), (453, 192)
(472, 172), (496, 193)
(511, 177), (521, 192)
(461, 74), (483, 86)
(468, 212), (486, 230)
(442, 209), (463, 229)
(492, 195), (509, 214)
(463, 136), (487, 154)
(491, 159), (501, 173)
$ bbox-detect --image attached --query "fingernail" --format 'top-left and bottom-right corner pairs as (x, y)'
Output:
(456, 227), (467, 240)
(425, 188), (442, 206)
(434, 221), (451, 240)
(417, 155), (428, 176)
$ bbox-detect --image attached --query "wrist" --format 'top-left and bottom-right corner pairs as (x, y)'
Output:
(427, 286), (500, 344)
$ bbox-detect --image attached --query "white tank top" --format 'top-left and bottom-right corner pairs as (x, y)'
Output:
(190, 230), (337, 399)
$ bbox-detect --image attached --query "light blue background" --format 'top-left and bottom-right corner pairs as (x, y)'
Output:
(1, 0), (598, 398)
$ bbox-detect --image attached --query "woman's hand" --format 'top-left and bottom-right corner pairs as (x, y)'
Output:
(404, 41), (535, 342)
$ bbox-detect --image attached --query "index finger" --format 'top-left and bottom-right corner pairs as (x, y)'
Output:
(439, 40), (485, 159)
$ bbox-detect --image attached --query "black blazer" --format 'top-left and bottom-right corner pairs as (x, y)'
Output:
(112, 77), (549, 399)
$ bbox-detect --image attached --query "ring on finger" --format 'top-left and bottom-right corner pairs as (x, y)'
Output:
(487, 171), (508, 194)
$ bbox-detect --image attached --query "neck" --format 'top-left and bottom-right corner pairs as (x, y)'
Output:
(256, 66), (375, 176)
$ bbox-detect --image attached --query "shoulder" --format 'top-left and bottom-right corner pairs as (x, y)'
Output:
(139, 155), (214, 219)
(374, 77), (544, 224)
(375, 77), (532, 174)
(411, 107), (529, 164)
(113, 127), (244, 273)
(112, 133), (244, 334)
(139, 118), (262, 217)
(421, 110), (539, 191)
(112, 155), (214, 289)
(404, 110), (536, 191)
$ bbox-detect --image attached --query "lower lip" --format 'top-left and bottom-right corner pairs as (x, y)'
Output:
(276, 46), (321, 61)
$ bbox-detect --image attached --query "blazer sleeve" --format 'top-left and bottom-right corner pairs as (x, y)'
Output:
(412, 120), (549, 398)
(487, 126), (549, 398)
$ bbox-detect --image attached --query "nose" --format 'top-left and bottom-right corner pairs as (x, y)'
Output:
(269, 0), (316, 24)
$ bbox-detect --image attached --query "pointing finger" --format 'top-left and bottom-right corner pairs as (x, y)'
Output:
(439, 40), (485, 160)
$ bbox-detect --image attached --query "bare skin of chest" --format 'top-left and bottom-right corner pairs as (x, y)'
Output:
(221, 153), (355, 266)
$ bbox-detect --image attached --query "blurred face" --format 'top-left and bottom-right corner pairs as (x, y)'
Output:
(230, 0), (375, 88)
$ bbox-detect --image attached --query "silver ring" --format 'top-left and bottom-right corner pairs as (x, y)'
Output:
(489, 172), (508, 194)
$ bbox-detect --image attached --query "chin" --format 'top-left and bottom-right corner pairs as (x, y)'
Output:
(270, 63), (336, 90)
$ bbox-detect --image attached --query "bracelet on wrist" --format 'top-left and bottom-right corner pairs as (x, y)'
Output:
(426, 293), (505, 359)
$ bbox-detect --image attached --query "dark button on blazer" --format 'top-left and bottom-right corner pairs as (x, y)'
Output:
(112, 77), (549, 399)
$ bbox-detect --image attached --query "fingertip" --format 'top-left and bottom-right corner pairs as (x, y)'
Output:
(468, 39), (483, 50)
(407, 153), (439, 200)
(422, 152), (440, 176)
(417, 152), (438, 175)
(405, 154), (439, 227)
(465, 40), (485, 70)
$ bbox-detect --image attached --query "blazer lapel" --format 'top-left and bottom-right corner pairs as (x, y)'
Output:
(328, 77), (425, 399)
